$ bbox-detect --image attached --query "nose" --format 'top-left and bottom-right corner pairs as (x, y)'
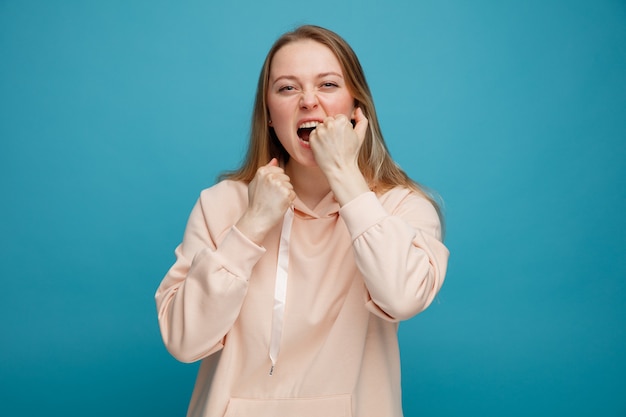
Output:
(299, 90), (319, 110)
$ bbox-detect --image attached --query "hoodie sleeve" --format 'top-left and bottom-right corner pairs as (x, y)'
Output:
(155, 191), (266, 363)
(339, 189), (449, 322)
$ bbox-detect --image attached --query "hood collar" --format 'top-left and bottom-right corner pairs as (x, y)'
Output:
(292, 191), (340, 219)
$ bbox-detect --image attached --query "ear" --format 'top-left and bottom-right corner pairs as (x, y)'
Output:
(350, 102), (358, 120)
(350, 104), (363, 126)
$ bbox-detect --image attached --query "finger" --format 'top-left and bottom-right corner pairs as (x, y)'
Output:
(272, 173), (292, 185)
(333, 114), (349, 124)
(259, 158), (286, 177)
(353, 107), (369, 141)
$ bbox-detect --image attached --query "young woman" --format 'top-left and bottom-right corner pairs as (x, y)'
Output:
(156, 25), (449, 417)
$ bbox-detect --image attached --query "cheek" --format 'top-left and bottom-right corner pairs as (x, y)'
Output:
(266, 96), (280, 118)
(320, 94), (355, 116)
(267, 104), (295, 144)
(274, 129), (295, 155)
(267, 101), (294, 126)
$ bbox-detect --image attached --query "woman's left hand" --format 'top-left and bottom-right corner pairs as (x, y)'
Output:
(309, 107), (371, 205)
(309, 107), (368, 175)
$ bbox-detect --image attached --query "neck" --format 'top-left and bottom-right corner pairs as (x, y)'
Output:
(285, 161), (331, 209)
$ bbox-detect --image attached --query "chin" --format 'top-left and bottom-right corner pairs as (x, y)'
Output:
(289, 153), (318, 169)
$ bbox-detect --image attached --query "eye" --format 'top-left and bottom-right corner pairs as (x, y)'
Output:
(321, 82), (339, 88)
(278, 85), (296, 92)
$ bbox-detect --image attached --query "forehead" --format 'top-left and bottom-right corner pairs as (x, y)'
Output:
(269, 39), (343, 78)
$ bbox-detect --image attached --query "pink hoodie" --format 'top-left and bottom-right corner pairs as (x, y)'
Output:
(155, 180), (448, 417)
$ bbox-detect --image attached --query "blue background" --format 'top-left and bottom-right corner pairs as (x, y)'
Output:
(1, 0), (624, 416)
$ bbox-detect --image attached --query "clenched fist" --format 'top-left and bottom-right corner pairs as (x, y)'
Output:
(236, 158), (296, 244)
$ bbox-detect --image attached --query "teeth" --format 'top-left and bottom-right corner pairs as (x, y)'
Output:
(298, 121), (320, 129)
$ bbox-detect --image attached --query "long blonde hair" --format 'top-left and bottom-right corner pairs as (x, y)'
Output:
(221, 25), (444, 227)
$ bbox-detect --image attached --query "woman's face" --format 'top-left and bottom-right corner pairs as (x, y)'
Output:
(267, 39), (355, 168)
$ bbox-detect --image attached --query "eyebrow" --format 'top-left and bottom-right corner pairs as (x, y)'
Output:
(272, 72), (344, 85)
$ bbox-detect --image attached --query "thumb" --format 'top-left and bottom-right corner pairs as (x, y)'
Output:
(267, 157), (279, 167)
(353, 107), (369, 143)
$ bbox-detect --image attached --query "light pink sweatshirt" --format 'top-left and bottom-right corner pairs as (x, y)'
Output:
(155, 180), (448, 417)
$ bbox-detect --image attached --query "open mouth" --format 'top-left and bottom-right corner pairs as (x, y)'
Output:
(297, 121), (320, 143)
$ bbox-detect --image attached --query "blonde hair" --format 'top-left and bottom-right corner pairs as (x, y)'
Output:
(220, 25), (444, 227)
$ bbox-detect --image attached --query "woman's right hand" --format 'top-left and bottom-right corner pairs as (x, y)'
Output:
(235, 158), (295, 245)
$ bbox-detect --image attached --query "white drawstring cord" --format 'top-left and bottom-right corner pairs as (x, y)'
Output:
(269, 206), (294, 375)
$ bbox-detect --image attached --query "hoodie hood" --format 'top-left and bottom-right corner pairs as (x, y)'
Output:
(292, 192), (340, 219)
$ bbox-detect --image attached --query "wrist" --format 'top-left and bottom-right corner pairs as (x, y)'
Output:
(235, 211), (270, 245)
(326, 166), (370, 206)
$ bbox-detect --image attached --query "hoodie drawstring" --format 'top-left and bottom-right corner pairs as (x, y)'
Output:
(269, 206), (294, 375)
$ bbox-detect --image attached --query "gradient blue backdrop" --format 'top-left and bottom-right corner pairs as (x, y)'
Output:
(1, 1), (624, 416)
